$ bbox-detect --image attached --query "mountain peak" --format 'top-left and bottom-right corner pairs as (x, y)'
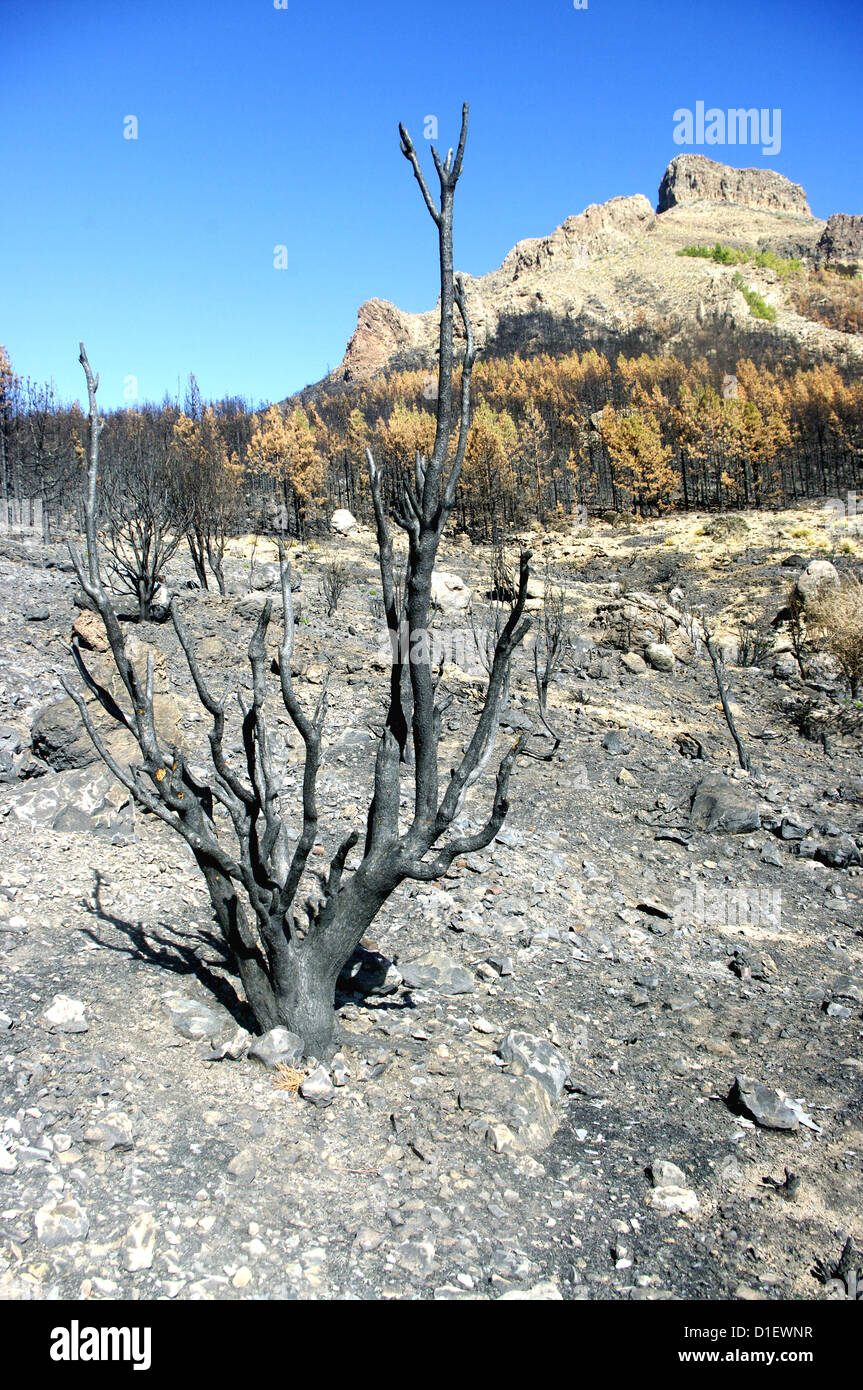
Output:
(310, 157), (861, 396)
(657, 154), (811, 217)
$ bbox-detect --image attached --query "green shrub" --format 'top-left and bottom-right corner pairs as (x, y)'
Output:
(733, 272), (777, 321)
(678, 243), (802, 281)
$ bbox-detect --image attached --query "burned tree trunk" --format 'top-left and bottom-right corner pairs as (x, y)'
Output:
(64, 106), (534, 1058)
(703, 621), (751, 772)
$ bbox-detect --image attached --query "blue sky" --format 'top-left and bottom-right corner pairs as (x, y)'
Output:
(2, 0), (861, 409)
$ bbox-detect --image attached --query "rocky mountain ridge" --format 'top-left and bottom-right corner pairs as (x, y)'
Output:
(314, 155), (862, 395)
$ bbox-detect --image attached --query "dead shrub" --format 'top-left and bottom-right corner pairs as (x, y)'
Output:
(809, 573), (863, 697)
(320, 558), (349, 616)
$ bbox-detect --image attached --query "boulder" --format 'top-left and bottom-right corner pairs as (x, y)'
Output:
(300, 1066), (336, 1107)
(602, 729), (632, 755)
(249, 563), (281, 591)
(8, 764), (132, 837)
(795, 559), (839, 611)
(458, 1071), (558, 1155)
(233, 591), (303, 622)
(337, 945), (402, 997)
(728, 1075), (799, 1131)
(73, 587), (141, 622)
(689, 773), (761, 834)
(773, 652), (799, 681)
(498, 1030), (571, 1101)
(498, 1282), (563, 1301)
(593, 590), (682, 655)
(644, 641), (675, 672)
(524, 574), (546, 613)
(41, 995), (88, 1034)
(31, 697), (126, 772)
(161, 990), (233, 1042)
(247, 1027), (304, 1070)
(430, 571), (471, 612)
(33, 638), (179, 772)
(34, 1198), (89, 1247)
(400, 952), (475, 994)
(649, 1157), (700, 1213)
(330, 509), (358, 535)
(71, 610), (110, 652)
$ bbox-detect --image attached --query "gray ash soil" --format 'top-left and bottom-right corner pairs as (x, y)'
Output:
(0, 514), (861, 1301)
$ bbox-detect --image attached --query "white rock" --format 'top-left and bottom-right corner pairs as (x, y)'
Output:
(330, 509), (358, 535)
(644, 642), (675, 673)
(650, 1159), (688, 1188)
(42, 994), (88, 1033)
(430, 571), (472, 612)
(498, 1281), (563, 1300)
(123, 1212), (156, 1271)
(649, 1184), (700, 1214)
(35, 1197), (89, 1246)
(795, 559), (839, 609)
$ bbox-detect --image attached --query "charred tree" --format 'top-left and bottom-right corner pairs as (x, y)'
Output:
(64, 106), (534, 1058)
(703, 617), (751, 772)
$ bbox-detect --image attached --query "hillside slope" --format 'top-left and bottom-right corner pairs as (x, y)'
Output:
(319, 154), (862, 392)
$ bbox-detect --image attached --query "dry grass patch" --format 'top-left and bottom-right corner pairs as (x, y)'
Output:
(272, 1064), (304, 1095)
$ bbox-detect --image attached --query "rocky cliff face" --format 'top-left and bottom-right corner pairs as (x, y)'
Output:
(339, 298), (421, 383)
(656, 154), (811, 216)
(311, 156), (860, 396)
(817, 213), (863, 271)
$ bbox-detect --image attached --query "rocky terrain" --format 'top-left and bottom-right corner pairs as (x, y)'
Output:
(315, 155), (863, 393)
(0, 504), (861, 1302)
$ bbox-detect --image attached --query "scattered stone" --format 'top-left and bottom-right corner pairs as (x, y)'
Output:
(644, 642), (675, 672)
(498, 1029), (571, 1101)
(637, 898), (674, 920)
(161, 990), (231, 1042)
(338, 945), (402, 997)
(227, 1149), (257, 1183)
(772, 652), (798, 681)
(205, 1027), (252, 1061)
(650, 1159), (688, 1188)
(84, 1112), (135, 1150)
(498, 1281), (563, 1300)
(728, 1076), (799, 1131)
(123, 1212), (156, 1271)
(459, 1071), (558, 1154)
(717, 1154), (744, 1186)
(396, 1239), (436, 1278)
(486, 953), (513, 977)
(824, 1001), (851, 1019)
(42, 994), (88, 1033)
(675, 732), (708, 761)
(649, 1185), (700, 1214)
(300, 1066), (335, 1108)
(401, 952), (475, 995)
(35, 1198), (89, 1247)
(247, 1027), (305, 1070)
(689, 774), (761, 834)
(331, 1053), (350, 1087)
